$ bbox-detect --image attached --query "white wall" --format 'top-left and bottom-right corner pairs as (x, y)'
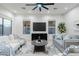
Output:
(12, 14), (64, 46)
(0, 5), (65, 35)
(1, 5), (78, 36)
(12, 15), (23, 34)
(12, 15), (64, 34)
(1, 4), (79, 36)
(64, 6), (79, 35)
(23, 15), (64, 34)
(1, 4), (79, 46)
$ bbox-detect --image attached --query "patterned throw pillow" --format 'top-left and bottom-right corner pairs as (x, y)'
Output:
(55, 34), (62, 40)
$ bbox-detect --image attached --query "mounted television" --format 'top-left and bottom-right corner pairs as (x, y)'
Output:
(33, 22), (46, 31)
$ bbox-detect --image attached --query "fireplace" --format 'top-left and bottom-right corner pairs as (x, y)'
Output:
(32, 33), (47, 41)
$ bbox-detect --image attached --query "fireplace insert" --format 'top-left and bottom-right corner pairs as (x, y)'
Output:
(32, 33), (47, 41)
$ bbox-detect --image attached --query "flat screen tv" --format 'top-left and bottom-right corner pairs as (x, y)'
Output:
(33, 22), (46, 31)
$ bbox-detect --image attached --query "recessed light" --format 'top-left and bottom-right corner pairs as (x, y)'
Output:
(64, 7), (68, 10)
(37, 4), (41, 7)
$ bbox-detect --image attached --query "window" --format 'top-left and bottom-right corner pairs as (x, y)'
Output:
(0, 18), (12, 36)
(3, 19), (12, 35)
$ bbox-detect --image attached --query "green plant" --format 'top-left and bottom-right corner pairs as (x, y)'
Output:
(58, 22), (66, 33)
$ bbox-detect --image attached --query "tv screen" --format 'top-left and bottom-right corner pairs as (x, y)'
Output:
(33, 22), (46, 31)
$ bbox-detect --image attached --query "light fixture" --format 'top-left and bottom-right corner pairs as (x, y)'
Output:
(26, 3), (54, 11)
(37, 4), (42, 7)
(64, 7), (68, 10)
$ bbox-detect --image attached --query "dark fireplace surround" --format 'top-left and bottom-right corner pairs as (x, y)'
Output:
(32, 33), (47, 41)
(32, 22), (47, 41)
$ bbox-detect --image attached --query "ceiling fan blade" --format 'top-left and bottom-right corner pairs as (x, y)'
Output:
(42, 5), (49, 10)
(43, 3), (54, 5)
(25, 3), (36, 6)
(39, 7), (41, 11)
(32, 6), (38, 10)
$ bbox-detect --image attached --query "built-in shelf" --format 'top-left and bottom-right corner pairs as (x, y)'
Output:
(23, 21), (31, 34)
(48, 21), (56, 34)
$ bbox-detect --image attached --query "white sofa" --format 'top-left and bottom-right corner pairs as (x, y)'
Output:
(0, 35), (25, 56)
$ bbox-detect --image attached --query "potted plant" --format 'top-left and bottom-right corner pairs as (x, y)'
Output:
(58, 22), (66, 40)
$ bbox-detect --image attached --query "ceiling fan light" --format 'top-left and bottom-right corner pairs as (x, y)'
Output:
(37, 4), (41, 7)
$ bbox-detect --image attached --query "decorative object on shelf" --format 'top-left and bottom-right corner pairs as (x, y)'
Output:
(48, 21), (55, 27)
(48, 21), (56, 34)
(23, 21), (31, 34)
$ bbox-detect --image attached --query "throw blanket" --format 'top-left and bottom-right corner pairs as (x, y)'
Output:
(0, 43), (10, 56)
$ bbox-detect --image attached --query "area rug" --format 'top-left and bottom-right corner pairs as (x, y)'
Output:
(16, 44), (62, 56)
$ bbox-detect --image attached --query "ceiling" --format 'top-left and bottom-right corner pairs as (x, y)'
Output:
(0, 3), (79, 15)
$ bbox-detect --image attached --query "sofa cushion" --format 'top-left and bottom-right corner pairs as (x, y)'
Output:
(55, 33), (67, 40)
(9, 35), (15, 40)
(72, 35), (79, 39)
(64, 34), (79, 40)
(0, 36), (10, 43)
(64, 35), (72, 40)
(56, 35), (62, 40)
(68, 45), (79, 53)
(13, 34), (20, 39)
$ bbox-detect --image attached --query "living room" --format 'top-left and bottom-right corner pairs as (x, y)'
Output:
(0, 3), (79, 56)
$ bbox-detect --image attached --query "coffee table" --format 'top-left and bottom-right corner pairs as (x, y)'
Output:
(32, 40), (48, 53)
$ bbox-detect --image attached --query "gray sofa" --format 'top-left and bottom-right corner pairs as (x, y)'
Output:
(53, 34), (79, 53)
